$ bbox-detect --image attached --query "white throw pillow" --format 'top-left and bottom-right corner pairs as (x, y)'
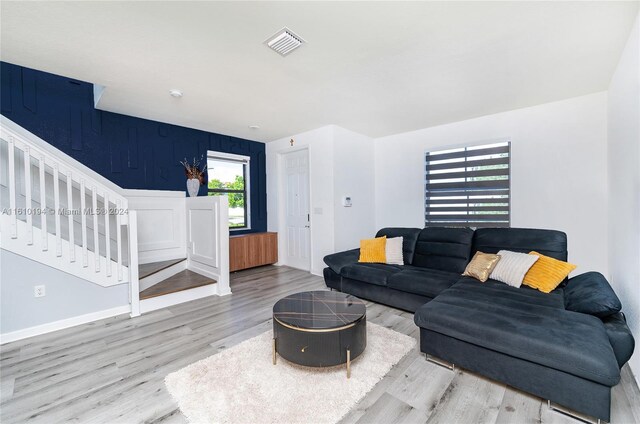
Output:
(385, 237), (404, 265)
(489, 250), (539, 288)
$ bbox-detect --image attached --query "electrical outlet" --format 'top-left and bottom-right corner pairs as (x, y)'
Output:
(34, 285), (46, 298)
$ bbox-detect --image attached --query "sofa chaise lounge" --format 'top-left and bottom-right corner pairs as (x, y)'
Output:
(323, 227), (635, 422)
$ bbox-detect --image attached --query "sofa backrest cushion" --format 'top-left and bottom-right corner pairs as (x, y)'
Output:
(375, 228), (421, 264)
(411, 227), (475, 273)
(472, 228), (568, 261)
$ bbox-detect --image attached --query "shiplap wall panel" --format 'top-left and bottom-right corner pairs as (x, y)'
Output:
(127, 127), (138, 169)
(21, 68), (38, 113)
(0, 61), (268, 233)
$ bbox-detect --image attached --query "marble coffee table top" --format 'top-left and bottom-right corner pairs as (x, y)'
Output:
(273, 290), (366, 330)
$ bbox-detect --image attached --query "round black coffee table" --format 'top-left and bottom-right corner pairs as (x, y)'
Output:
(272, 290), (367, 378)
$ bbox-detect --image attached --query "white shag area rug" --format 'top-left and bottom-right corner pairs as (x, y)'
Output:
(165, 322), (416, 424)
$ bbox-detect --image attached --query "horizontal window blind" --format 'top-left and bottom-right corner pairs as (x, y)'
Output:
(207, 155), (250, 165)
(425, 141), (510, 228)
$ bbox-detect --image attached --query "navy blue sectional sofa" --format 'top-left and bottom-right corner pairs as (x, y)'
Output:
(323, 227), (634, 422)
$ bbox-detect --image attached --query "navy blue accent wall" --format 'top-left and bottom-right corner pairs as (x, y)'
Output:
(0, 61), (267, 234)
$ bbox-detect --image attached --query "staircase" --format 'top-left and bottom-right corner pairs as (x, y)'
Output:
(1, 116), (230, 328)
(1, 117), (137, 297)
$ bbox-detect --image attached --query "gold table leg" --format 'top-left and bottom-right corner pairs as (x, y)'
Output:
(347, 349), (351, 379)
(272, 338), (277, 365)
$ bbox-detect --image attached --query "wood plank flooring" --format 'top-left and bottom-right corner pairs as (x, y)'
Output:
(139, 269), (215, 300)
(1, 266), (639, 424)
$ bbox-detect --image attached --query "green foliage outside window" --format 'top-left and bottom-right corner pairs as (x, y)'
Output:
(208, 175), (245, 209)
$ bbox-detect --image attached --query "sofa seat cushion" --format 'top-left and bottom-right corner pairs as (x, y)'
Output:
(340, 263), (403, 286)
(452, 277), (565, 309)
(414, 286), (620, 386)
(387, 267), (459, 298)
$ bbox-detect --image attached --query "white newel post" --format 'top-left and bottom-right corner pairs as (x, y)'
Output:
(128, 210), (141, 317)
(217, 195), (231, 295)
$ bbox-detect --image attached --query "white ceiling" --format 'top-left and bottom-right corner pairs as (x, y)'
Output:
(1, 1), (638, 142)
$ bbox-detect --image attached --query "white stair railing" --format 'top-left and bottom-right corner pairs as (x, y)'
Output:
(0, 117), (138, 314)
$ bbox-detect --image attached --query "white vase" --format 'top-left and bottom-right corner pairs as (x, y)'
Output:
(186, 178), (200, 197)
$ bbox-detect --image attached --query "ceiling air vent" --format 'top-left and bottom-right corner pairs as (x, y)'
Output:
(265, 27), (305, 56)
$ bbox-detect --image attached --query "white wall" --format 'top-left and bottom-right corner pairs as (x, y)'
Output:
(374, 92), (609, 275)
(333, 126), (376, 251)
(0, 249), (129, 335)
(267, 125), (376, 275)
(608, 12), (640, 383)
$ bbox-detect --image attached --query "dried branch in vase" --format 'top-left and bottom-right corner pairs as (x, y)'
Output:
(179, 155), (208, 185)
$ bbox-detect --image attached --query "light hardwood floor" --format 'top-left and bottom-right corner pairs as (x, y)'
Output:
(1, 266), (639, 424)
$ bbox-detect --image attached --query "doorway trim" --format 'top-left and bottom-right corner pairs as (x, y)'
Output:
(276, 146), (312, 272)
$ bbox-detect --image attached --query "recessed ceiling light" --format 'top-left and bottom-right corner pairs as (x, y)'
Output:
(249, 125), (260, 130)
(169, 89), (183, 98)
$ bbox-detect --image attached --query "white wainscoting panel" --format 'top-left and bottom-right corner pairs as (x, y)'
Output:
(185, 196), (230, 294)
(125, 190), (187, 264)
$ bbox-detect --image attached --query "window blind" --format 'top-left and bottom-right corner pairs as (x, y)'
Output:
(207, 154), (250, 165)
(425, 141), (510, 228)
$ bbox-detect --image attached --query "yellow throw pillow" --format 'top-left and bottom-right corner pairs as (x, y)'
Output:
(462, 251), (502, 282)
(359, 236), (387, 263)
(522, 251), (577, 293)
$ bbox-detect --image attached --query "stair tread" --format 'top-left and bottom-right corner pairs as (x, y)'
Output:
(139, 269), (216, 300)
(139, 258), (186, 279)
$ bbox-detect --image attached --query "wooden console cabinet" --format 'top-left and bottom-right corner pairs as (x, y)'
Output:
(229, 232), (278, 272)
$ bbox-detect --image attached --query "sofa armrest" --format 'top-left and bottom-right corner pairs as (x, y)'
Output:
(602, 312), (635, 368)
(323, 248), (360, 274)
(564, 272), (622, 318)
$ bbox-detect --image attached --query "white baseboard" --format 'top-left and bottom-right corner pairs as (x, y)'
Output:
(0, 305), (131, 344)
(218, 288), (232, 296)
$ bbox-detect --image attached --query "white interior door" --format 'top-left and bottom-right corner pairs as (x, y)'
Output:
(284, 149), (310, 271)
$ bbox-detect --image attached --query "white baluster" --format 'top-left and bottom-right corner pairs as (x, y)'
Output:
(80, 180), (88, 267)
(53, 164), (62, 257)
(23, 146), (33, 245)
(8, 137), (17, 239)
(116, 200), (123, 281)
(67, 171), (75, 262)
(39, 155), (48, 251)
(104, 192), (111, 277)
(92, 188), (100, 272)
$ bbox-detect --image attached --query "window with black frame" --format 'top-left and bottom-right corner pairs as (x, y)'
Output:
(425, 141), (510, 228)
(207, 153), (250, 229)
